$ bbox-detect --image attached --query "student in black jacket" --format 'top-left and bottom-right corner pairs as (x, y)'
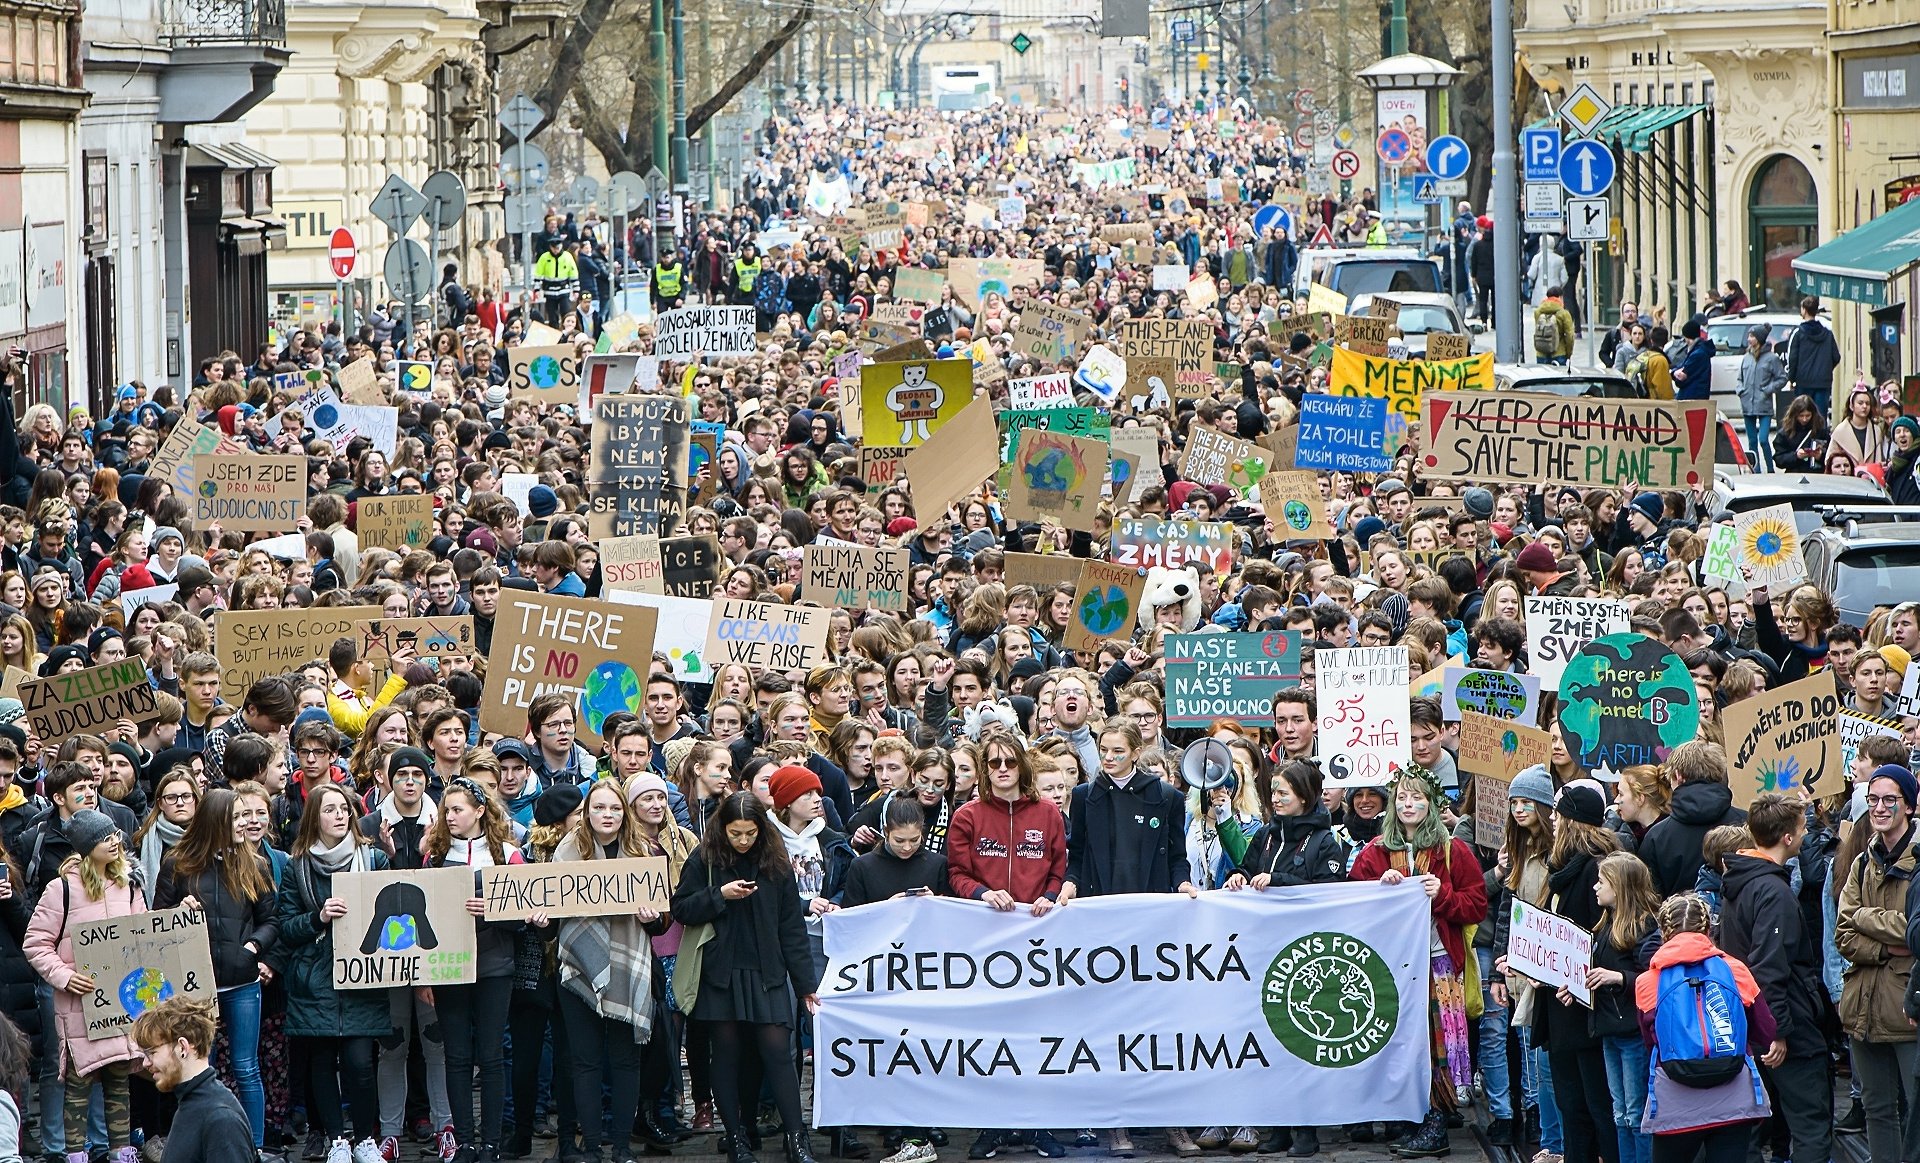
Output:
(1533, 787), (1619, 1163)
(1586, 852), (1661, 1163)
(133, 998), (255, 1163)
(839, 798), (947, 907)
(1637, 742), (1746, 896)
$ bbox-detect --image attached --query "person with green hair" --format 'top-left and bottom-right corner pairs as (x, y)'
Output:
(1349, 764), (1488, 1159)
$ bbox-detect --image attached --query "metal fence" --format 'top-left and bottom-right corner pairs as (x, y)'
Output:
(159, 0), (286, 45)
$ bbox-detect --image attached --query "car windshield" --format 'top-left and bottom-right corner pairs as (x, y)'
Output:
(1333, 264), (1440, 297)
(1707, 321), (1750, 356)
(1392, 306), (1456, 335)
(1834, 546), (1920, 615)
(1503, 375), (1632, 398)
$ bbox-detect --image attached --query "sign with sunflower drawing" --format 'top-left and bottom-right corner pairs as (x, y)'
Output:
(1733, 502), (1807, 589)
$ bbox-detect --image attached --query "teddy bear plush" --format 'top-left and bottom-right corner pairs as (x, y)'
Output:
(1137, 565), (1204, 633)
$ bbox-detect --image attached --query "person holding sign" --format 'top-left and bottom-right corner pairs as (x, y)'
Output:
(23, 809), (148, 1163)
(551, 779), (678, 1161)
(277, 785), (389, 1163)
(1348, 765), (1487, 1160)
(424, 780), (527, 1163)
(151, 790), (278, 1152)
(667, 792), (821, 1163)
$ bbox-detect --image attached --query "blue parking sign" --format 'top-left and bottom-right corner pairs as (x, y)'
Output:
(1521, 128), (1561, 183)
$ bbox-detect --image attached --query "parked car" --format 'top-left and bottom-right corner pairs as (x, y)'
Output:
(1709, 470), (1892, 537)
(1293, 247), (1424, 298)
(1705, 306), (1827, 420)
(1348, 292), (1466, 357)
(1492, 365), (1643, 399)
(1802, 520), (1920, 627)
(1318, 256), (1443, 305)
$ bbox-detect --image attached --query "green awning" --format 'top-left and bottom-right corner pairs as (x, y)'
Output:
(1590, 106), (1646, 145)
(1584, 104), (1707, 152)
(1626, 103), (1707, 151)
(1793, 196), (1920, 307)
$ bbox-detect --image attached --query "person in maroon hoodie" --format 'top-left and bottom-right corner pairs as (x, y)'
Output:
(944, 729), (1068, 1161)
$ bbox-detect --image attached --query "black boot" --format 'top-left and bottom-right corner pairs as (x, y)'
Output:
(1257, 1129), (1292, 1154)
(726, 1138), (757, 1163)
(783, 1132), (818, 1163)
(635, 1112), (677, 1156)
(830, 1132), (868, 1161)
(1389, 1111), (1449, 1159)
(1287, 1129), (1318, 1158)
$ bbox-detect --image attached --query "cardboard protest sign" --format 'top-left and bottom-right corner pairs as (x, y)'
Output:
(354, 493), (435, 552)
(1720, 670), (1840, 807)
(603, 590), (713, 684)
(1004, 553), (1085, 593)
(1109, 451), (1141, 499)
(1734, 503), (1807, 589)
(1110, 518), (1235, 575)
(1317, 647), (1411, 786)
(214, 606), (382, 702)
(588, 395), (689, 539)
(1509, 900), (1592, 1004)
(1008, 373), (1076, 411)
(892, 267), (947, 304)
(1063, 561), (1146, 653)
(1702, 523), (1741, 587)
(72, 907), (215, 1039)
(653, 305), (756, 359)
(1473, 772), (1513, 849)
(332, 867), (477, 989)
(1334, 314), (1392, 357)
(1116, 318), (1214, 370)
(20, 659), (160, 749)
(1005, 428), (1106, 532)
(1418, 392), (1716, 490)
(804, 543), (908, 611)
(1425, 332), (1472, 361)
(902, 395), (998, 522)
(945, 258), (1044, 308)
(481, 592), (659, 744)
(599, 535), (665, 595)
(1258, 471), (1333, 540)
(191, 455), (305, 532)
(860, 445), (910, 488)
(1164, 632), (1304, 729)
(1443, 667), (1543, 727)
(703, 598), (831, 673)
(660, 533), (722, 599)
(506, 346), (581, 401)
(1524, 595), (1631, 687)
(336, 357), (383, 404)
(1330, 348), (1495, 456)
(1839, 709), (1905, 773)
(1556, 633), (1702, 777)
(1011, 301), (1090, 362)
(357, 617), (475, 675)
(1178, 427), (1268, 498)
(151, 418), (240, 500)
(522, 320), (564, 346)
(581, 352), (649, 405)
(0, 665), (29, 700)
(860, 358), (974, 449)
(480, 856), (671, 920)
(997, 409), (1109, 487)
(1109, 426), (1162, 501)
(1458, 711), (1553, 781)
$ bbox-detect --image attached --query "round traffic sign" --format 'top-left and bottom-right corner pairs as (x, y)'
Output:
(1251, 204), (1293, 239)
(1424, 134), (1471, 181)
(1294, 122), (1315, 145)
(328, 227), (357, 279)
(421, 171), (468, 233)
(1331, 149), (1362, 181)
(1293, 88), (1315, 115)
(1376, 128), (1412, 165)
(382, 239), (431, 304)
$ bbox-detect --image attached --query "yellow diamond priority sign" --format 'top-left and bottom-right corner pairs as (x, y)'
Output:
(1560, 81), (1612, 139)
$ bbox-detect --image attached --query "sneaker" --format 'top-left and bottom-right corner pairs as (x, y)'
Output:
(1164, 1130), (1201, 1159)
(352, 1142), (383, 1163)
(141, 1139), (166, 1163)
(1227, 1129), (1258, 1155)
(305, 1134), (328, 1162)
(438, 1129), (459, 1163)
(967, 1133), (1002, 1161)
(327, 1140), (352, 1163)
(1529, 1154), (1561, 1163)
(258, 1152), (286, 1163)
(378, 1140), (400, 1163)
(1836, 1099), (1867, 1135)
(1106, 1132), (1133, 1159)
(1073, 1134), (1097, 1150)
(880, 1143), (935, 1163)
(1028, 1133), (1066, 1160)
(1195, 1130), (1226, 1151)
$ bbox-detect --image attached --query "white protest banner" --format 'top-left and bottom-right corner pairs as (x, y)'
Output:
(1733, 502), (1807, 590)
(337, 404), (398, 456)
(1152, 264), (1188, 292)
(703, 598), (830, 673)
(654, 305), (756, 359)
(814, 886), (1432, 1129)
(72, 906), (216, 1039)
(802, 543), (908, 611)
(1524, 595), (1631, 687)
(605, 590), (714, 684)
(1316, 647), (1411, 787)
(119, 583), (179, 619)
(1007, 373), (1075, 411)
(1898, 663), (1920, 720)
(1507, 899), (1592, 1003)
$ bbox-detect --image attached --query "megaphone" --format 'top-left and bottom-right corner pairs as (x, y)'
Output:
(1182, 738), (1237, 793)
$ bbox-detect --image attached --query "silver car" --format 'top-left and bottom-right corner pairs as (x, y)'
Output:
(1349, 292), (1466, 358)
(1705, 309), (1824, 420)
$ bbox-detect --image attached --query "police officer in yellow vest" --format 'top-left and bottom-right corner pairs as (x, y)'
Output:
(534, 237), (580, 325)
(730, 245), (761, 306)
(654, 251), (685, 311)
(1364, 210), (1388, 248)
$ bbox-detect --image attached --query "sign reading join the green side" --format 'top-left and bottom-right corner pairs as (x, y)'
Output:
(1164, 632), (1303, 728)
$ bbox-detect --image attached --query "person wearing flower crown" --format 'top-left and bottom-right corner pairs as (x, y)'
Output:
(1349, 763), (1488, 1158)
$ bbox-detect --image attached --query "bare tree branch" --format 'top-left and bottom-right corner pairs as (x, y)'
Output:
(686, 0), (814, 134)
(528, 0), (621, 141)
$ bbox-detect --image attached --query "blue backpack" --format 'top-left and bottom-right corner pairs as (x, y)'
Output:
(1648, 954), (1762, 1104)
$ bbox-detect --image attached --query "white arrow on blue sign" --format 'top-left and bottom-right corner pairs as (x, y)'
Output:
(1251, 204), (1293, 239)
(1521, 127), (1561, 183)
(1558, 139), (1616, 198)
(1425, 135), (1471, 181)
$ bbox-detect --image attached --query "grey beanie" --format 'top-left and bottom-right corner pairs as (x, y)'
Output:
(1506, 765), (1557, 811)
(63, 809), (118, 859)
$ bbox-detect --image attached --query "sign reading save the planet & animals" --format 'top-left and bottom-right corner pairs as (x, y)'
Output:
(73, 906), (216, 1039)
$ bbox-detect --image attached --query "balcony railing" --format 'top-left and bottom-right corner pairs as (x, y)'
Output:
(159, 0), (286, 46)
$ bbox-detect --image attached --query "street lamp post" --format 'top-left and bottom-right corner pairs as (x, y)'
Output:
(650, 0), (669, 172)
(670, 0), (689, 204)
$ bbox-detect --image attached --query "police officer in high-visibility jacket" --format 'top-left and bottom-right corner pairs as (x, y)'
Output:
(654, 249), (686, 312)
(534, 237), (579, 325)
(729, 244), (762, 306)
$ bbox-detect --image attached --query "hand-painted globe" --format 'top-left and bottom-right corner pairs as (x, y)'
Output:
(118, 967), (174, 1017)
(528, 355), (564, 388)
(581, 660), (642, 734)
(1283, 500), (1313, 532)
(380, 914), (419, 951)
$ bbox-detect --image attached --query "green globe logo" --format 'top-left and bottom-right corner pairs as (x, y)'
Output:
(1261, 932), (1398, 1067)
(528, 355), (564, 388)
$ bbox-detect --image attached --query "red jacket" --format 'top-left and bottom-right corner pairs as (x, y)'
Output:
(946, 794), (1067, 905)
(1349, 835), (1487, 969)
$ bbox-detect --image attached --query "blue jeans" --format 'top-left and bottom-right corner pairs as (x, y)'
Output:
(1521, 1023), (1563, 1153)
(1602, 1034), (1651, 1163)
(215, 982), (265, 1147)
(1475, 949), (1513, 1119)
(1744, 414), (1775, 472)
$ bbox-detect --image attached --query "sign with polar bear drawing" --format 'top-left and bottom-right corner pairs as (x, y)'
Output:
(860, 358), (974, 449)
